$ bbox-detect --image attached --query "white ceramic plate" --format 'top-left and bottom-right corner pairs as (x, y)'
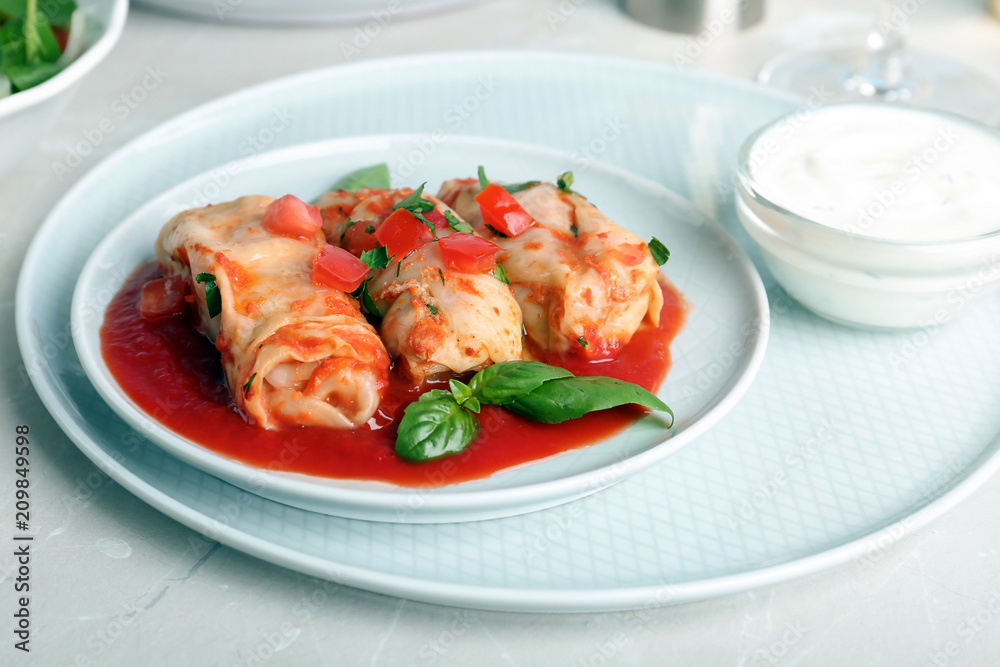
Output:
(19, 52), (1000, 611)
(134, 0), (488, 26)
(71, 134), (767, 523)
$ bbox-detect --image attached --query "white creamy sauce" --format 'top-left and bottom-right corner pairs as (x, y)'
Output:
(747, 105), (1000, 242)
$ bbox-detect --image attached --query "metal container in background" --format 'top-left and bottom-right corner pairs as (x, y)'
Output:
(622, 0), (765, 34)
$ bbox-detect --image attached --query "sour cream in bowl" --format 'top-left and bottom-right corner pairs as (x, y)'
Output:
(735, 103), (1000, 329)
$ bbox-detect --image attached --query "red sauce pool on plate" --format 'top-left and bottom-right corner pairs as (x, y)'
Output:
(101, 262), (686, 487)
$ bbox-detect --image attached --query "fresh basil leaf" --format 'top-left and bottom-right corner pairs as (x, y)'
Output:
(443, 209), (474, 234)
(360, 246), (390, 270)
(556, 171), (575, 193)
(503, 181), (540, 194)
(195, 273), (221, 318)
(477, 165), (489, 190)
(505, 376), (673, 425)
(242, 373), (256, 398)
(469, 360), (573, 406)
(331, 163), (390, 192)
(395, 390), (480, 462)
(649, 237), (670, 266)
(448, 379), (480, 413)
(493, 264), (509, 285)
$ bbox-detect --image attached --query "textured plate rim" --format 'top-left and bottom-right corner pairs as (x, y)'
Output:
(68, 132), (769, 521)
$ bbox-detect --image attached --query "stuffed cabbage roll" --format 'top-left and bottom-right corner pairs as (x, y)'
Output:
(156, 195), (390, 429)
(437, 179), (663, 359)
(316, 188), (523, 382)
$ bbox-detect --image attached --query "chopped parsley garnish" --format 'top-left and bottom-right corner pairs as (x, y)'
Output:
(476, 166), (538, 194)
(494, 264), (510, 285)
(503, 181), (541, 194)
(577, 336), (588, 348)
(557, 171), (576, 193)
(648, 237), (670, 266)
(570, 223), (579, 237)
(484, 224), (509, 239)
(393, 183), (439, 236)
(352, 279), (380, 321)
(444, 209), (475, 234)
(242, 373), (256, 398)
(195, 273), (221, 318)
(361, 246), (390, 270)
(438, 268), (446, 285)
(426, 303), (439, 315)
(364, 224), (375, 234)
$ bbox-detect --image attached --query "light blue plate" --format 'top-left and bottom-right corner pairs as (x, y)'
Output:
(70, 134), (766, 523)
(17, 52), (1000, 612)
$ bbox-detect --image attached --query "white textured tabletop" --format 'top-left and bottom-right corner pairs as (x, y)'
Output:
(3, 0), (1000, 665)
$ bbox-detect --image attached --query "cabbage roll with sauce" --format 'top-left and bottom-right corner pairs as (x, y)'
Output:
(437, 179), (663, 360)
(156, 195), (390, 429)
(316, 187), (523, 382)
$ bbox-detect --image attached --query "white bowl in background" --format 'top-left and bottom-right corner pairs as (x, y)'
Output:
(0, 0), (128, 177)
(736, 103), (1000, 330)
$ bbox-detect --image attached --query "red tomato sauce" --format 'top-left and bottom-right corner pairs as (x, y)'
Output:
(101, 263), (686, 487)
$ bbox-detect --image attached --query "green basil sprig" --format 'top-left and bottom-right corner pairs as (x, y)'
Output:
(395, 361), (673, 462)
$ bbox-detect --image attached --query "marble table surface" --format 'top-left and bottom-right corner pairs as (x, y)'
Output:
(3, 0), (1000, 664)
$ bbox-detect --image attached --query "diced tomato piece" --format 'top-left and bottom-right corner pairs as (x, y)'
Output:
(438, 233), (502, 274)
(140, 276), (188, 318)
(341, 220), (380, 255)
(474, 183), (535, 237)
(312, 245), (369, 292)
(423, 209), (451, 232)
(262, 194), (323, 238)
(374, 208), (434, 259)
